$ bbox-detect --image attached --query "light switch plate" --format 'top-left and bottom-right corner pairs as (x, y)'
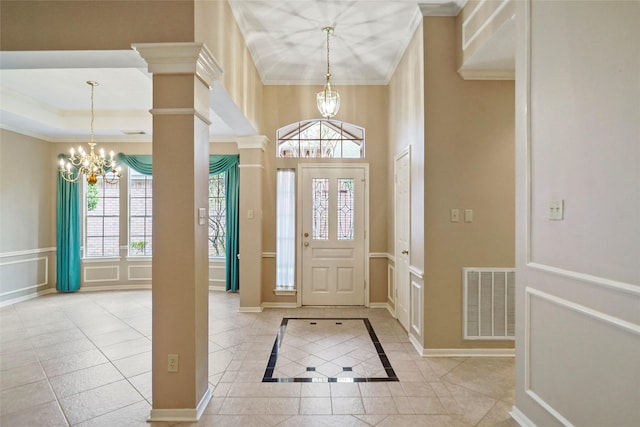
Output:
(549, 200), (564, 220)
(450, 209), (460, 222)
(198, 208), (206, 225)
(464, 209), (473, 223)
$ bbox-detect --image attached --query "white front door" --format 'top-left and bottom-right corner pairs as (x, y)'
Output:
(395, 150), (411, 331)
(300, 165), (366, 306)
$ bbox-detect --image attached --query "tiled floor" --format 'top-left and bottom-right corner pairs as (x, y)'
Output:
(0, 290), (516, 426)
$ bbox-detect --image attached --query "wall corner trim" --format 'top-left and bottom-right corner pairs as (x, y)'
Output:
(369, 302), (395, 318)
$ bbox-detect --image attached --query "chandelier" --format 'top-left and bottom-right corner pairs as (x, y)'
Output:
(58, 81), (121, 186)
(316, 26), (340, 119)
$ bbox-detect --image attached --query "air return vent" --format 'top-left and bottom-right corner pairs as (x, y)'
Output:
(463, 268), (515, 340)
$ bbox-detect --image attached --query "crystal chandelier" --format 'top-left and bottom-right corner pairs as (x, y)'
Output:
(316, 26), (340, 119)
(58, 81), (121, 186)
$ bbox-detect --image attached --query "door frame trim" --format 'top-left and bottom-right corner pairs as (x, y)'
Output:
(296, 163), (370, 307)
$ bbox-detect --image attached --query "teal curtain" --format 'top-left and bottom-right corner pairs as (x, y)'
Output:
(56, 165), (81, 292)
(223, 163), (240, 292)
(210, 156), (240, 292)
(115, 153), (152, 175)
(115, 153), (240, 292)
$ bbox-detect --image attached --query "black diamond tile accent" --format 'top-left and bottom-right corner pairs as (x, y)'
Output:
(262, 318), (399, 383)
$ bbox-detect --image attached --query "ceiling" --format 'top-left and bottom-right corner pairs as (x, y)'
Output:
(0, 0), (500, 143)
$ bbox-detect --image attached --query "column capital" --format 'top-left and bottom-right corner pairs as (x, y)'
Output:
(132, 42), (223, 87)
(236, 135), (271, 151)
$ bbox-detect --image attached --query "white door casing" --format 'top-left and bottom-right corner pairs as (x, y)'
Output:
(300, 165), (368, 306)
(395, 148), (411, 331)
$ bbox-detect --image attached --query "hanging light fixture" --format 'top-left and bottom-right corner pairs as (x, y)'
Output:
(316, 26), (340, 119)
(58, 81), (121, 186)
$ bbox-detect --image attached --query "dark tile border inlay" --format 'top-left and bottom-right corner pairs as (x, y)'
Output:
(262, 318), (399, 383)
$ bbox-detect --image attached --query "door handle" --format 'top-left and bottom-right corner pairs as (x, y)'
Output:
(401, 250), (409, 255)
(304, 232), (309, 237)
(304, 242), (310, 247)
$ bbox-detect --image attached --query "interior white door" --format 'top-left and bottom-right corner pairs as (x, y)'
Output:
(395, 151), (411, 331)
(301, 166), (366, 305)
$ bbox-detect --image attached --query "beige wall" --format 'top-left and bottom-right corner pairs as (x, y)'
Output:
(261, 85), (389, 304)
(0, 130), (57, 303)
(422, 17), (515, 349)
(0, 0), (195, 50)
(195, 0), (264, 133)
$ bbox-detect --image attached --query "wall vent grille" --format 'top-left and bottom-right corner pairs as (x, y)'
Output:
(463, 268), (515, 340)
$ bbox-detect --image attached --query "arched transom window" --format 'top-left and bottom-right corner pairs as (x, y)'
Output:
(276, 119), (365, 158)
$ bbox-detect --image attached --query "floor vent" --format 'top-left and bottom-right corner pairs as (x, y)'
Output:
(463, 268), (515, 340)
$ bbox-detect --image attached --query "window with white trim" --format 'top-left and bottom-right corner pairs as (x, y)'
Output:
(276, 169), (296, 290)
(128, 170), (153, 256)
(84, 176), (119, 257)
(276, 119), (365, 158)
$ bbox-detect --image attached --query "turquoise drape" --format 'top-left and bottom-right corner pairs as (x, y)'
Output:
(114, 153), (240, 291)
(56, 166), (81, 292)
(116, 153), (153, 175)
(224, 162), (240, 292)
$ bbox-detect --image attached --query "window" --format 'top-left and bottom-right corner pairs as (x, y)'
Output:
(209, 173), (226, 257)
(129, 170), (153, 256)
(276, 119), (365, 158)
(84, 176), (119, 257)
(276, 170), (296, 289)
(84, 166), (228, 259)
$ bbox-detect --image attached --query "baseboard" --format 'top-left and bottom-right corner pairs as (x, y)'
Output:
(409, 332), (424, 356)
(208, 285), (226, 292)
(509, 405), (536, 427)
(239, 306), (263, 313)
(422, 348), (515, 357)
(79, 284), (151, 292)
(369, 302), (396, 318)
(0, 287), (55, 307)
(261, 302), (297, 309)
(148, 388), (211, 422)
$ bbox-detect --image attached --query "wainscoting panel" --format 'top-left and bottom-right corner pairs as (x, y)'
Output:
(128, 265), (152, 281)
(83, 265), (120, 283)
(0, 255), (48, 298)
(410, 271), (424, 342)
(525, 288), (640, 426)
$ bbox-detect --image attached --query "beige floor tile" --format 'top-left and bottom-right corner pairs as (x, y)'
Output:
(0, 290), (516, 426)
(59, 379), (144, 425)
(300, 397), (332, 414)
(0, 379), (57, 416)
(0, 400), (68, 427)
(41, 348), (108, 378)
(0, 361), (47, 391)
(331, 397), (365, 414)
(49, 362), (124, 398)
(362, 396), (399, 414)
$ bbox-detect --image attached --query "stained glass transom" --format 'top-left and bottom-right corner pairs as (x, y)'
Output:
(277, 120), (365, 158)
(337, 178), (354, 240)
(312, 178), (329, 240)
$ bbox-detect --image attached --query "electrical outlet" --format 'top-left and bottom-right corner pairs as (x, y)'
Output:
(168, 354), (179, 373)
